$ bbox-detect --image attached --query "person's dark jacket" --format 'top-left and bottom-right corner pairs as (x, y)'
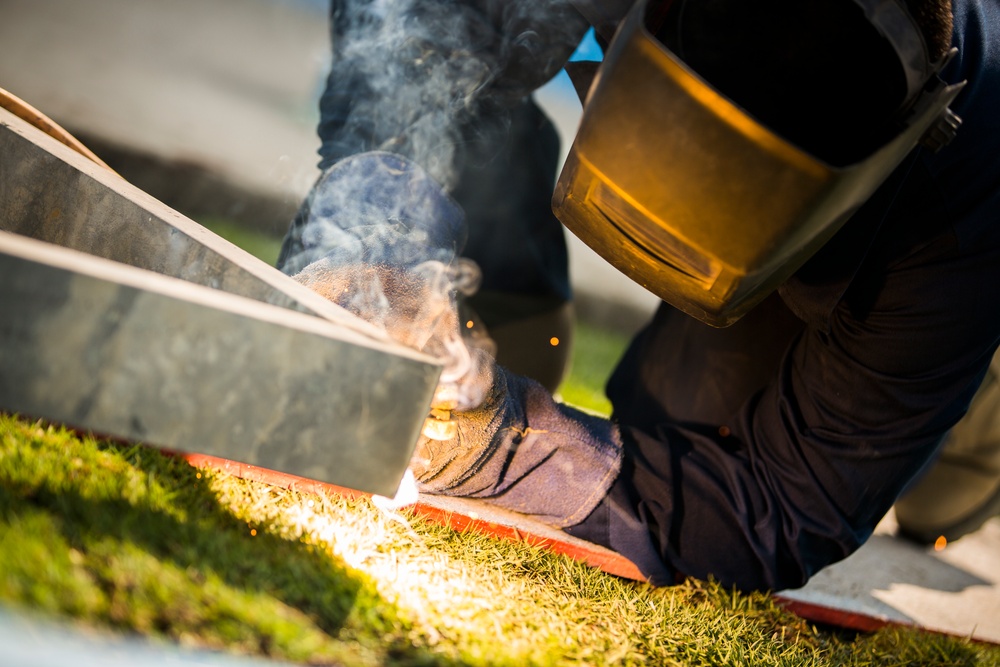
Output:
(572, 0), (1000, 591)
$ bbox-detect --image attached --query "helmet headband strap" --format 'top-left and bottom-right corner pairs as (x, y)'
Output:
(850, 0), (932, 104)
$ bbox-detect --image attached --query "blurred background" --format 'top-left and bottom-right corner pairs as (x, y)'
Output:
(0, 0), (659, 334)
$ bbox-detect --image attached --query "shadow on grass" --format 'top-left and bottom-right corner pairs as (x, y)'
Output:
(0, 423), (467, 665)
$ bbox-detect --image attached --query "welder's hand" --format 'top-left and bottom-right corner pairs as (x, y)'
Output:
(410, 365), (623, 527)
(277, 151), (466, 277)
(281, 151), (496, 412)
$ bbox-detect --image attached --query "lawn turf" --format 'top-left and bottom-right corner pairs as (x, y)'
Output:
(1, 415), (998, 666)
(2, 219), (986, 664)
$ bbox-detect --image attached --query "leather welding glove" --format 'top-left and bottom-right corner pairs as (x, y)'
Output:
(411, 364), (624, 528)
(279, 151), (496, 410)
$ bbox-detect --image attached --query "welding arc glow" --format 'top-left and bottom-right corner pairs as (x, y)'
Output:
(269, 480), (485, 639)
(372, 469), (420, 512)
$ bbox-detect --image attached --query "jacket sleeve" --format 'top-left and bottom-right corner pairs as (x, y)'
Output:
(576, 168), (1000, 591)
(316, 0), (588, 173)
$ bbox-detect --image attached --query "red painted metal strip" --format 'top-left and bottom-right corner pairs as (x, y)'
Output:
(176, 452), (997, 645)
(406, 501), (648, 582)
(179, 452), (647, 581)
(773, 596), (895, 634)
(180, 452), (369, 501)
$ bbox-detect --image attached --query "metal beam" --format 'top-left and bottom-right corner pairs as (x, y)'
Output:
(0, 106), (377, 336)
(0, 232), (439, 496)
(0, 107), (442, 496)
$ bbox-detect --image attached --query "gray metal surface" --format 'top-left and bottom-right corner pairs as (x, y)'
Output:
(0, 107), (442, 497)
(0, 106), (377, 338)
(0, 232), (439, 496)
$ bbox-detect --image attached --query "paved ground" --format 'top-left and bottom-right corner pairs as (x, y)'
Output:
(1, 0), (996, 650)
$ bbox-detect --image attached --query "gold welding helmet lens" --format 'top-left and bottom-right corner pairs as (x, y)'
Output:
(554, 0), (964, 326)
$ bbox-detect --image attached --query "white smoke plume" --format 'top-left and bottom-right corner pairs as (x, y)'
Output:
(319, 0), (587, 187)
(286, 151), (496, 411)
(283, 0), (586, 410)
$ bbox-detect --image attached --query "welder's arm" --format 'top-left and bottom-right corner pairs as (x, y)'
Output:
(317, 0), (589, 172)
(411, 364), (623, 528)
(277, 151), (464, 274)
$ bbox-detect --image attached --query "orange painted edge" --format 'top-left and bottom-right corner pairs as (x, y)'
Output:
(407, 501), (648, 581)
(773, 597), (997, 646)
(176, 451), (997, 645)
(178, 452), (646, 582)
(179, 452), (370, 501)
(773, 596), (896, 634)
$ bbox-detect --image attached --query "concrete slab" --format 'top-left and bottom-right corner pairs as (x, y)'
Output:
(781, 511), (1000, 644)
(1, 103), (448, 497)
(0, 231), (439, 496)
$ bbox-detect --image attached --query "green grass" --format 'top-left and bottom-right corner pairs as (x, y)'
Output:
(557, 322), (630, 416)
(68, 217), (988, 664)
(3, 414), (998, 666)
(200, 217), (283, 267)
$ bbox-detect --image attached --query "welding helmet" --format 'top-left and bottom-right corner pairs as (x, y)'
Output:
(554, 0), (965, 326)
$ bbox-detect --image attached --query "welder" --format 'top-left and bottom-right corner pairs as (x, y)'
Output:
(278, 0), (1000, 591)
